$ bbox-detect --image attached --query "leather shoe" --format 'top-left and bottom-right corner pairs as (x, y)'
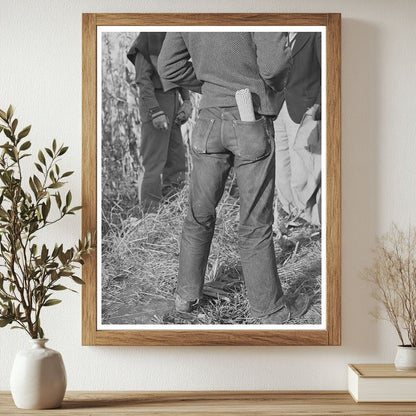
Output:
(175, 294), (199, 313)
(261, 293), (309, 324)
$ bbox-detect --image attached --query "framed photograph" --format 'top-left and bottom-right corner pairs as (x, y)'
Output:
(82, 13), (341, 346)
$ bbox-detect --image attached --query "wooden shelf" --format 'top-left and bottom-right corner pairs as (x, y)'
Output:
(2, 391), (416, 415)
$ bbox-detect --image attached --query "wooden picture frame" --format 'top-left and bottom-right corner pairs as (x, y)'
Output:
(82, 13), (341, 346)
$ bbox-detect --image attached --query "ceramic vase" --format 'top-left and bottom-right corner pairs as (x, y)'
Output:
(10, 338), (67, 409)
(394, 345), (416, 371)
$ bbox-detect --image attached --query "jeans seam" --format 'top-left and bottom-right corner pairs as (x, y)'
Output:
(204, 119), (215, 152)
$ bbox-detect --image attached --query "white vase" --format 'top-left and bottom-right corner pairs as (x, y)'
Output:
(10, 338), (67, 409)
(394, 345), (416, 371)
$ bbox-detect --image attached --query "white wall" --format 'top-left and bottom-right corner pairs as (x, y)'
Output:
(1, 0), (416, 391)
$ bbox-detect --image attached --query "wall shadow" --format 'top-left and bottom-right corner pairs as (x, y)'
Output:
(340, 18), (381, 357)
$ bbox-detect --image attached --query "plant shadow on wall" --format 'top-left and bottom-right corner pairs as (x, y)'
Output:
(100, 33), (322, 326)
(0, 106), (94, 339)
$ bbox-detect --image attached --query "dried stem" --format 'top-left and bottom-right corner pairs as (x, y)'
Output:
(363, 224), (416, 346)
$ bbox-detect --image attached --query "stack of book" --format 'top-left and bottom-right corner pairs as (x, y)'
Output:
(348, 364), (416, 402)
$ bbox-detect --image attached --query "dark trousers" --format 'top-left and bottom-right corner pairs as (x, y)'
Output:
(138, 90), (186, 211)
(177, 107), (284, 318)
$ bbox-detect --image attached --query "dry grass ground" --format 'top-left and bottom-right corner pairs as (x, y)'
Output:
(101, 178), (322, 326)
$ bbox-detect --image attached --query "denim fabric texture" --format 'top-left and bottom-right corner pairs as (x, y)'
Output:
(177, 107), (284, 318)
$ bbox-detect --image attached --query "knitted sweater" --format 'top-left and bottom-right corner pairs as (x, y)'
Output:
(158, 32), (291, 116)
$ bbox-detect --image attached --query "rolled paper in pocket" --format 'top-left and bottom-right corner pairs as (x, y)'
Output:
(235, 88), (255, 121)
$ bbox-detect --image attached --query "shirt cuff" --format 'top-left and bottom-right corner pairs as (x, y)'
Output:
(149, 107), (164, 120)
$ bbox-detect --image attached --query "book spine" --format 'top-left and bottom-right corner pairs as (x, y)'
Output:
(347, 366), (359, 402)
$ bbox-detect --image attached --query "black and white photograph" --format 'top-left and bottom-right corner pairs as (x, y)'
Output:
(97, 27), (326, 330)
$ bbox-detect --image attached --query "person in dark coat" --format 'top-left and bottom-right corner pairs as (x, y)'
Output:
(158, 32), (309, 324)
(273, 32), (322, 226)
(127, 32), (192, 212)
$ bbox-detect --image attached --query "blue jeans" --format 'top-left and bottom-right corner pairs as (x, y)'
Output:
(177, 107), (284, 318)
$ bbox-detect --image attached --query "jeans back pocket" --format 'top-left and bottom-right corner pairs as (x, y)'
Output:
(233, 117), (271, 161)
(191, 118), (215, 153)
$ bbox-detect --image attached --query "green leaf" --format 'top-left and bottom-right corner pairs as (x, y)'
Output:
(43, 299), (62, 307)
(61, 171), (74, 178)
(29, 177), (38, 197)
(19, 140), (31, 151)
(33, 175), (42, 192)
(38, 150), (46, 165)
(72, 276), (85, 285)
(11, 118), (18, 133)
(38, 325), (44, 339)
(13, 146), (19, 160)
(4, 128), (12, 140)
(48, 182), (64, 189)
(0, 173), (9, 186)
(45, 147), (53, 158)
(0, 109), (7, 121)
(58, 146), (68, 156)
(52, 139), (57, 152)
(31, 244), (38, 256)
(0, 292), (11, 302)
(55, 192), (62, 208)
(6, 105), (14, 121)
(41, 202), (50, 221)
(69, 206), (82, 214)
(17, 125), (31, 140)
(65, 191), (72, 207)
(41, 244), (48, 262)
(58, 250), (67, 264)
(0, 317), (13, 327)
(34, 162), (43, 173)
(51, 244), (59, 258)
(50, 285), (68, 291)
(29, 222), (39, 234)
